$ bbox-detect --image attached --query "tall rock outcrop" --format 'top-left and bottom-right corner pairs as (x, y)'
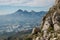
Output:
(27, 0), (60, 40)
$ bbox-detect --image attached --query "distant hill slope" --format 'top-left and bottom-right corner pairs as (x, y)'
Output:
(0, 29), (32, 40)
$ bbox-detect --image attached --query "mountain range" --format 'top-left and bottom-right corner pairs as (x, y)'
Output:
(0, 9), (46, 34)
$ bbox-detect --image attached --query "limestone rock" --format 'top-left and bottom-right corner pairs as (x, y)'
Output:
(55, 0), (60, 4)
(28, 0), (60, 40)
(32, 27), (40, 35)
(36, 37), (40, 40)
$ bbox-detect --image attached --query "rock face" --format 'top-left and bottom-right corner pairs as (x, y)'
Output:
(27, 0), (60, 40)
(55, 0), (60, 4)
(32, 27), (40, 35)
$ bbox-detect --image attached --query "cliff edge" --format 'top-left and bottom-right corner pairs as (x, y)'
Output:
(26, 0), (60, 40)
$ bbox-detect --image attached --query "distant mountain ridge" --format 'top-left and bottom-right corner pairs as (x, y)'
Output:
(0, 9), (46, 33)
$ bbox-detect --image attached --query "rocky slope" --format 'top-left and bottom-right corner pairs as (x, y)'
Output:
(27, 0), (60, 40)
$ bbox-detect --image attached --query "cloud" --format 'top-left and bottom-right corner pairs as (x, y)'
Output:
(25, 0), (55, 7)
(0, 0), (55, 15)
(0, 0), (55, 7)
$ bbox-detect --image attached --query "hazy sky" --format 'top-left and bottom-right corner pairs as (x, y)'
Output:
(0, 0), (55, 15)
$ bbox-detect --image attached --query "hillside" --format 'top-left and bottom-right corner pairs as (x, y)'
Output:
(0, 29), (32, 40)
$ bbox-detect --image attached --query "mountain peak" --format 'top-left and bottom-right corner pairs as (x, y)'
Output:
(17, 9), (23, 12)
(31, 10), (35, 12)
